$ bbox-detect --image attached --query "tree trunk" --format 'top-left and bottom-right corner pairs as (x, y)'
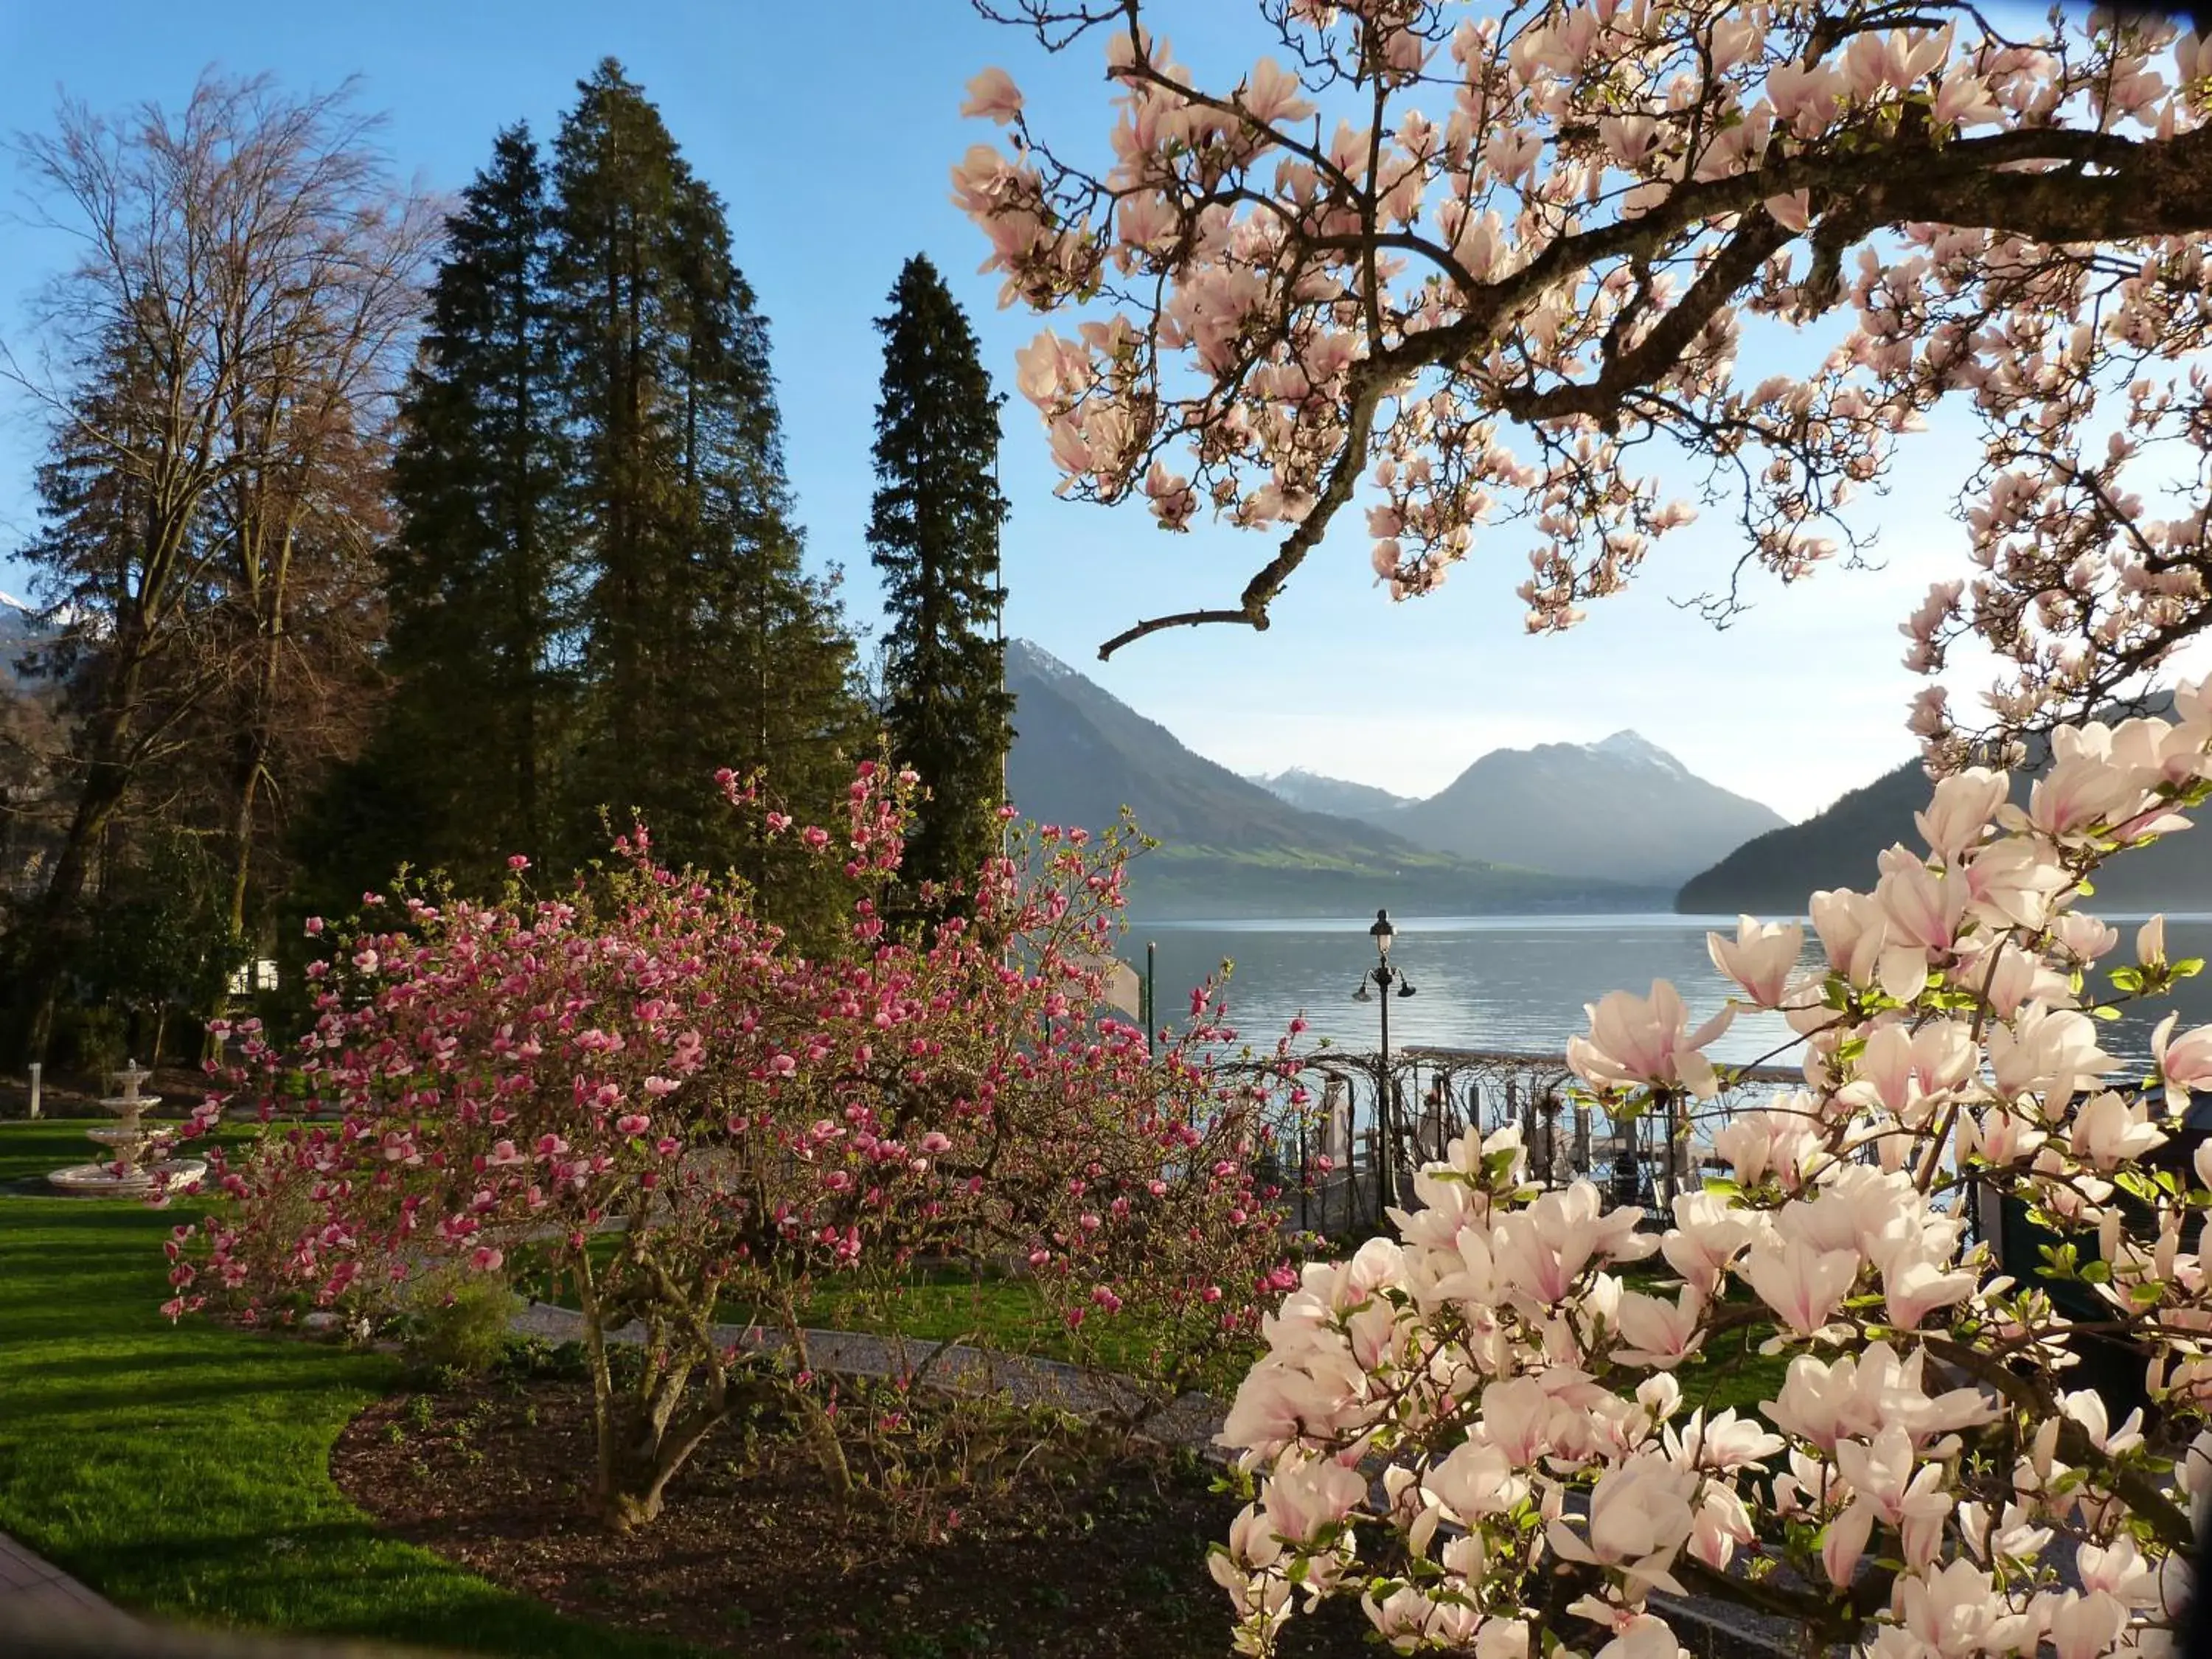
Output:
(217, 515), (296, 1034)
(7, 689), (142, 1065)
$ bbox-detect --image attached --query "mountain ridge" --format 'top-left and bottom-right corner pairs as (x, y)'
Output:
(1674, 695), (2212, 914)
(1244, 766), (1414, 821)
(1004, 640), (1670, 918)
(1244, 731), (1786, 887)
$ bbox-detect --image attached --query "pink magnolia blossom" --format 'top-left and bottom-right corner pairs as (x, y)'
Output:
(1743, 1236), (1860, 1338)
(1893, 1558), (2035, 1659)
(1613, 1284), (1705, 1368)
(1880, 1251), (1978, 1332)
(1874, 847), (1970, 954)
(1545, 1453), (1699, 1593)
(1836, 1023), (1978, 1129)
(1709, 1099), (1826, 1190)
(1260, 1452), (1367, 1546)
(1568, 980), (1734, 1099)
(2154, 1012), (2212, 1108)
(1707, 915), (1803, 1008)
(959, 67), (1023, 125)
(2138, 914), (2168, 970)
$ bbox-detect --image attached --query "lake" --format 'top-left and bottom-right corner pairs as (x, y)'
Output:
(1126, 911), (2212, 1076)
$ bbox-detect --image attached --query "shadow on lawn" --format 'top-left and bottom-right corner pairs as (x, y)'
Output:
(0, 1124), (702, 1659)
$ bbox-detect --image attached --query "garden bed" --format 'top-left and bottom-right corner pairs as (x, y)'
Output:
(330, 1376), (1370, 1659)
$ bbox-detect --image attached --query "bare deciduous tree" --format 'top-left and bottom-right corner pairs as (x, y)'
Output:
(3, 72), (437, 1062)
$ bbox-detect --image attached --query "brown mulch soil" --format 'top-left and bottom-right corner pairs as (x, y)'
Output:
(332, 1377), (1373, 1659)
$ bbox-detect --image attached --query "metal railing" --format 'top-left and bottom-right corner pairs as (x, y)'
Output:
(1235, 1046), (1804, 1237)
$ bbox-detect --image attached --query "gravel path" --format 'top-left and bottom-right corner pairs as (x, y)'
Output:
(505, 1301), (1230, 1458)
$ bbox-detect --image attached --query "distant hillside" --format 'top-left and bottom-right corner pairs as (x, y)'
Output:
(1388, 730), (1787, 887)
(1004, 641), (1667, 918)
(0, 592), (44, 688)
(0, 591), (63, 898)
(1677, 698), (2212, 914)
(1247, 767), (1413, 820)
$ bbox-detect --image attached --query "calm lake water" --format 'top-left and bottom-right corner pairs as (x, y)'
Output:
(1127, 911), (2212, 1075)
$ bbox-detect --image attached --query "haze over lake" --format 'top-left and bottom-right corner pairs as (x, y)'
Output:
(1130, 911), (2212, 1075)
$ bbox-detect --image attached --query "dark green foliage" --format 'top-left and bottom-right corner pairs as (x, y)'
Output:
(312, 126), (574, 903)
(297, 69), (871, 946)
(549, 62), (870, 935)
(75, 829), (239, 1063)
(866, 254), (1013, 900)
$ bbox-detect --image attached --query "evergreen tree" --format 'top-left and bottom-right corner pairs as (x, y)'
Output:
(550, 61), (869, 933)
(865, 254), (1013, 897)
(2, 346), (231, 1062)
(316, 125), (574, 902)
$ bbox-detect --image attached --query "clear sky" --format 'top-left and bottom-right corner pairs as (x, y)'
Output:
(0, 0), (2097, 824)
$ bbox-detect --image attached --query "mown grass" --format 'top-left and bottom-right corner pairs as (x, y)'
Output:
(0, 1119), (697, 1658)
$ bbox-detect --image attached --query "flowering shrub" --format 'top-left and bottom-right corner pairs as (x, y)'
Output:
(166, 765), (1291, 1530)
(1212, 692), (2212, 1658)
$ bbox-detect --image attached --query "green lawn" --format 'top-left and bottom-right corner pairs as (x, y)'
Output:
(0, 1119), (1784, 1657)
(0, 1119), (695, 1658)
(508, 1242), (1183, 1377)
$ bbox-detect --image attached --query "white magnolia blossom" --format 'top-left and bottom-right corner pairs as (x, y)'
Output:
(1213, 690), (2212, 1658)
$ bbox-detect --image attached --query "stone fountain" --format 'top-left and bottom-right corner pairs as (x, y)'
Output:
(47, 1059), (207, 1198)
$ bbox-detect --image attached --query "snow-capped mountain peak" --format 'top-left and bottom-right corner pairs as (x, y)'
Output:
(1006, 637), (1079, 685)
(1589, 729), (1689, 776)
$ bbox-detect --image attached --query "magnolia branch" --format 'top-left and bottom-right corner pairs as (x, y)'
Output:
(1044, 33), (2212, 654)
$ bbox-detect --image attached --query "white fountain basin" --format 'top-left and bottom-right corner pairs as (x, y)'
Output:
(83, 1125), (165, 1150)
(47, 1158), (208, 1198)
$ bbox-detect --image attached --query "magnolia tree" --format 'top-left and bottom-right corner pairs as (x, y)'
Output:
(957, 0), (2212, 757)
(164, 765), (1294, 1530)
(1206, 691), (2212, 1658)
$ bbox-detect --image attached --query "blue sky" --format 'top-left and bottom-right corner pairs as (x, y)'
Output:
(0, 0), (2070, 822)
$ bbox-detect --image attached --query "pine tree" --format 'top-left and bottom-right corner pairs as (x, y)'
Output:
(317, 125), (574, 902)
(865, 254), (1014, 898)
(550, 62), (869, 933)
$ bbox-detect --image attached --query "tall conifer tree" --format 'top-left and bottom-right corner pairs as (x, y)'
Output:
(550, 62), (867, 933)
(865, 254), (1013, 897)
(307, 125), (573, 902)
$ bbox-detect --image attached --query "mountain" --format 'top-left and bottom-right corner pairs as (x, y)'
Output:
(1246, 767), (1413, 820)
(1383, 730), (1789, 888)
(1004, 640), (1667, 918)
(0, 593), (38, 681)
(1677, 697), (2212, 914)
(0, 591), (57, 694)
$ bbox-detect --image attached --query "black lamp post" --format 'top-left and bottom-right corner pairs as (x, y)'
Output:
(1352, 908), (1416, 1211)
